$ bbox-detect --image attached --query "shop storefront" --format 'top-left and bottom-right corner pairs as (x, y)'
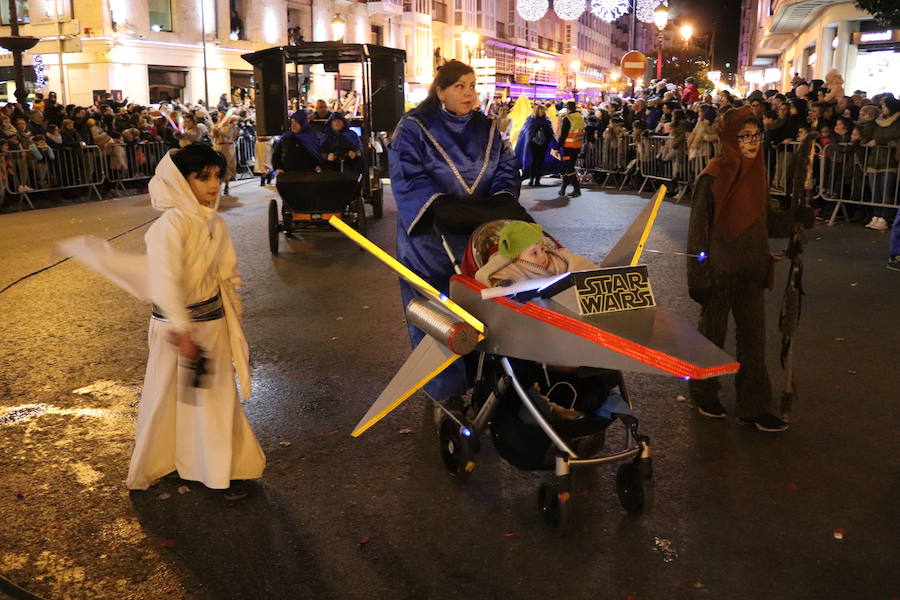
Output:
(849, 28), (900, 95)
(148, 66), (187, 104)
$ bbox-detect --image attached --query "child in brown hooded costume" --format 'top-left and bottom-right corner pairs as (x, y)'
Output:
(686, 105), (792, 432)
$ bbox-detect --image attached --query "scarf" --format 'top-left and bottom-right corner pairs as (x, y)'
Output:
(700, 105), (768, 242)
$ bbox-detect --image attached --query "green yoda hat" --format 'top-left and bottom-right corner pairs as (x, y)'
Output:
(498, 221), (545, 260)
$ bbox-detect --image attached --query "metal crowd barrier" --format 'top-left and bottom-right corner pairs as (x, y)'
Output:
(234, 134), (256, 179)
(818, 143), (900, 225)
(582, 136), (631, 188)
(106, 141), (171, 191)
(8, 146), (106, 210)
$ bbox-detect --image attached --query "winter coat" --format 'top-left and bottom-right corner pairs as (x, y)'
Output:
(861, 112), (900, 172)
(687, 120), (718, 160)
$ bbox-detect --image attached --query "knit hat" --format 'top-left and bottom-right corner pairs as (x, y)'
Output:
(498, 221), (545, 260)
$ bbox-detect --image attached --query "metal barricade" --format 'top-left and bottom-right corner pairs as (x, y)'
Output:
(763, 141), (803, 196)
(105, 141), (171, 191)
(234, 134), (256, 179)
(8, 145), (105, 210)
(583, 134), (631, 188)
(819, 143), (899, 224)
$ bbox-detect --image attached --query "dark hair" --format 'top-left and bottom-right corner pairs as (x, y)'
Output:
(685, 77), (696, 85)
(763, 109), (779, 120)
(742, 116), (763, 131)
(566, 100), (578, 112)
(171, 143), (226, 179)
(884, 97), (900, 115)
(843, 104), (860, 120)
(415, 60), (475, 114)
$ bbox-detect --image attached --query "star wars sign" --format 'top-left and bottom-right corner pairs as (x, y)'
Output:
(572, 266), (655, 315)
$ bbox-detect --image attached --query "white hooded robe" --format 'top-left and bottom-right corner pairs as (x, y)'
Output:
(59, 152), (265, 490)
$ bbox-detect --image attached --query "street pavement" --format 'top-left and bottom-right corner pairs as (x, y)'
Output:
(1, 177), (898, 600)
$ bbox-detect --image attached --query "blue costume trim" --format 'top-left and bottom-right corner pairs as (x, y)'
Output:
(389, 108), (521, 398)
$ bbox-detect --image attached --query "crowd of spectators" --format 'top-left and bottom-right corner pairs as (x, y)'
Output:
(0, 91), (258, 206)
(488, 72), (899, 262)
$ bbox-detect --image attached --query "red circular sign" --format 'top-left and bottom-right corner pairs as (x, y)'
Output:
(620, 51), (648, 80)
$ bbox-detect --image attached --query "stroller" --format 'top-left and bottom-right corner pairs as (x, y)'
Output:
(430, 215), (653, 528)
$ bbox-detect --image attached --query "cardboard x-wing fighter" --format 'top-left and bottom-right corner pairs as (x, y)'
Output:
(329, 186), (739, 437)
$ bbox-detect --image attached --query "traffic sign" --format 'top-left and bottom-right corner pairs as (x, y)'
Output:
(620, 51), (648, 80)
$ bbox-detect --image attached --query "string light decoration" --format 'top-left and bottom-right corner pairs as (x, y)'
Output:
(636, 0), (663, 23)
(553, 0), (585, 20)
(516, 0), (549, 21)
(590, 0), (629, 22)
(33, 55), (46, 88)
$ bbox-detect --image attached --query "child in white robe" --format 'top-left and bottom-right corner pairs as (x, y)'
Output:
(60, 144), (265, 499)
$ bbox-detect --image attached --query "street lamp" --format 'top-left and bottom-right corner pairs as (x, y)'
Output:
(531, 58), (540, 101)
(331, 15), (346, 41)
(461, 30), (479, 62)
(569, 59), (580, 102)
(653, 4), (669, 81)
(680, 24), (693, 45)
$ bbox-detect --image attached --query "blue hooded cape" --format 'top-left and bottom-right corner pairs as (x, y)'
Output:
(322, 113), (362, 151)
(514, 115), (562, 177)
(280, 110), (322, 163)
(389, 106), (521, 397)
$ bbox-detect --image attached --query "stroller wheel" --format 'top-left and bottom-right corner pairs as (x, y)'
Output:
(616, 459), (654, 515)
(537, 482), (572, 529)
(438, 414), (474, 480)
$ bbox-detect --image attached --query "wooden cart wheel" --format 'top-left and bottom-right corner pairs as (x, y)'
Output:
(354, 195), (367, 237)
(370, 186), (384, 219)
(268, 199), (279, 255)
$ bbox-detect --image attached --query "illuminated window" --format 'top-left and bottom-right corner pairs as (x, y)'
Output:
(0, 0), (29, 24)
(149, 0), (172, 32)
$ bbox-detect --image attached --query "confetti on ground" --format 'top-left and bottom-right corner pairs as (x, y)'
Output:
(834, 337), (846, 341)
(848, 370), (857, 375)
(850, 282), (859, 287)
(363, 305), (369, 309)
(162, 539), (177, 548)
(327, 429), (340, 435)
(177, 486), (190, 494)
(833, 528), (845, 540)
(336, 316), (344, 320)
(653, 537), (678, 562)
(358, 536), (370, 547)
(675, 394), (687, 402)
(807, 459), (816, 468)
(788, 483), (800, 491)
(279, 441), (292, 447)
(158, 493), (171, 500)
(330, 375), (341, 379)
(398, 428), (412, 434)
(15, 490), (24, 500)
(331, 337), (339, 341)
(504, 532), (518, 538)
(693, 582), (706, 589)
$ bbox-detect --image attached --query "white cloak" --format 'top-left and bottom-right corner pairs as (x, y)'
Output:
(59, 152), (265, 490)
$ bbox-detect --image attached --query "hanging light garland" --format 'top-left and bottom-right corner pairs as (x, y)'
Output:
(516, 0), (549, 21)
(590, 0), (629, 22)
(635, 0), (663, 23)
(553, 0), (585, 20)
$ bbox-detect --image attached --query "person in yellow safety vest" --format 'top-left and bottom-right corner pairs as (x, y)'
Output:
(556, 100), (584, 197)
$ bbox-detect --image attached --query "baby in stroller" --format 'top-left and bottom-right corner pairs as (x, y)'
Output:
(435, 216), (651, 526)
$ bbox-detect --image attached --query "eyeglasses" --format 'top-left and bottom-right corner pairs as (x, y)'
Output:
(737, 133), (761, 143)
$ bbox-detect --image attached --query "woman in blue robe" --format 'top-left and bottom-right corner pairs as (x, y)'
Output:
(272, 111), (323, 174)
(389, 60), (521, 402)
(320, 113), (364, 174)
(514, 104), (562, 186)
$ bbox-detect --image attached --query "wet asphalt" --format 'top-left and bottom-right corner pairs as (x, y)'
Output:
(0, 177), (898, 600)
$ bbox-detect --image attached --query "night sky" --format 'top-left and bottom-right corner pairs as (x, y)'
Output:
(670, 0), (742, 71)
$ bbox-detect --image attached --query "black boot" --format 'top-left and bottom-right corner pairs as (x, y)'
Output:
(223, 183), (230, 196)
(259, 175), (266, 187)
(569, 175), (581, 197)
(559, 179), (568, 197)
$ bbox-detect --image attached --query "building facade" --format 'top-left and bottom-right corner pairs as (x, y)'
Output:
(0, 0), (658, 106)
(738, 0), (900, 95)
